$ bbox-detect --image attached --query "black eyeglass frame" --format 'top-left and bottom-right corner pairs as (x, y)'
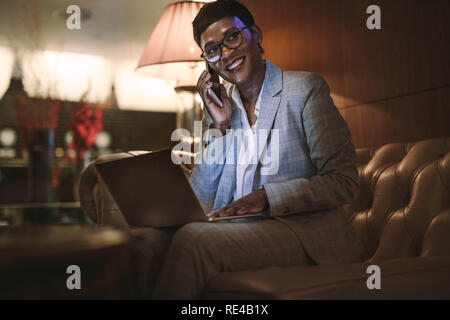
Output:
(200, 26), (252, 63)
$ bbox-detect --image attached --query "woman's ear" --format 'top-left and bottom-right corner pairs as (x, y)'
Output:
(251, 25), (263, 44)
(250, 25), (264, 54)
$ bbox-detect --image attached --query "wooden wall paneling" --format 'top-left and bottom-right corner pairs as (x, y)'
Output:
(242, 0), (450, 148)
(341, 0), (450, 106)
(341, 86), (450, 148)
(387, 87), (450, 144)
(243, 0), (347, 108)
(339, 102), (393, 149)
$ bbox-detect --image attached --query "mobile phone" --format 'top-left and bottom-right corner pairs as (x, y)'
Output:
(206, 63), (223, 107)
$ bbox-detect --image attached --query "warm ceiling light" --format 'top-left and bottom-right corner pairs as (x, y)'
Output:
(20, 50), (112, 103)
(0, 127), (17, 147)
(114, 60), (179, 112)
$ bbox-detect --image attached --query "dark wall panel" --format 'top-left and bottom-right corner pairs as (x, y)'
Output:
(242, 0), (450, 148)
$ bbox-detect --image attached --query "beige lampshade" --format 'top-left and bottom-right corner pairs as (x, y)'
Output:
(136, 1), (205, 86)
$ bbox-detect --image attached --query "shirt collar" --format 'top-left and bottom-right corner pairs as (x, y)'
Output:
(230, 70), (266, 117)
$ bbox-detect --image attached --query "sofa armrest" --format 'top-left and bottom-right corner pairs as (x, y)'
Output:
(79, 150), (215, 228)
(203, 256), (450, 299)
(79, 152), (150, 229)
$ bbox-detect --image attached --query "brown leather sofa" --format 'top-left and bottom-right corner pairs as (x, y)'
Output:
(79, 137), (450, 299)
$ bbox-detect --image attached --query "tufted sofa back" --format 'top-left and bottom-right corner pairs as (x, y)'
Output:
(347, 138), (450, 261)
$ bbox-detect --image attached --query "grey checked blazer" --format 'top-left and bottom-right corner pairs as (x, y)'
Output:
(190, 60), (364, 264)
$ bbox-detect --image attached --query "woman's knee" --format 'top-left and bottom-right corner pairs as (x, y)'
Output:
(170, 222), (228, 264)
(171, 222), (209, 249)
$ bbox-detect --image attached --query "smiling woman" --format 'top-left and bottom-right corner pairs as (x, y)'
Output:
(148, 0), (367, 300)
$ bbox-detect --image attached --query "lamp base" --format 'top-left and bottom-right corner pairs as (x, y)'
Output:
(175, 89), (202, 132)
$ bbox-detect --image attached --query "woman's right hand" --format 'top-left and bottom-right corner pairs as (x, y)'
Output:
(197, 70), (232, 134)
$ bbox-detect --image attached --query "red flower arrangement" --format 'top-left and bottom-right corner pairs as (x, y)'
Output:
(67, 102), (105, 164)
(14, 97), (61, 146)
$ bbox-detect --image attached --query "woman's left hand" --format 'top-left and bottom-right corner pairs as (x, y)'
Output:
(207, 188), (269, 218)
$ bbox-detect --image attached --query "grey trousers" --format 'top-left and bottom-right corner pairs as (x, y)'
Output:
(151, 217), (312, 299)
(128, 227), (175, 297)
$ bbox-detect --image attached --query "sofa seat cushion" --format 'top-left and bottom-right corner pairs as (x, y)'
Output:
(204, 257), (450, 299)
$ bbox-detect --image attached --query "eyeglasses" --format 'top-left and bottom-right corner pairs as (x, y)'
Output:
(201, 26), (250, 63)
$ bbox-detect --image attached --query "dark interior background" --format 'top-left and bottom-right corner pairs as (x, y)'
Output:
(0, 80), (176, 203)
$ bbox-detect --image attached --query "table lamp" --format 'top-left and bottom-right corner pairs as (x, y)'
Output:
(136, 1), (207, 130)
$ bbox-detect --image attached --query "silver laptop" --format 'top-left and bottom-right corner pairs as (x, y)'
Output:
(95, 148), (262, 228)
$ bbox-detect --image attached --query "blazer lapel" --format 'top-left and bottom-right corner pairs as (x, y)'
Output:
(255, 60), (283, 164)
(215, 100), (243, 208)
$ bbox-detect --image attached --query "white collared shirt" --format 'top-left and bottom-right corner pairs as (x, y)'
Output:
(232, 81), (264, 201)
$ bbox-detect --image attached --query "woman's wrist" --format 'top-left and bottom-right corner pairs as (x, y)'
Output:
(211, 121), (231, 135)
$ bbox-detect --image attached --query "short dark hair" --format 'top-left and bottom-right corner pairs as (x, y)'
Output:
(192, 0), (255, 48)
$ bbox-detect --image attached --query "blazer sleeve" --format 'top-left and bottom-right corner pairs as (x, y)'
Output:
(189, 107), (230, 204)
(263, 73), (359, 217)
